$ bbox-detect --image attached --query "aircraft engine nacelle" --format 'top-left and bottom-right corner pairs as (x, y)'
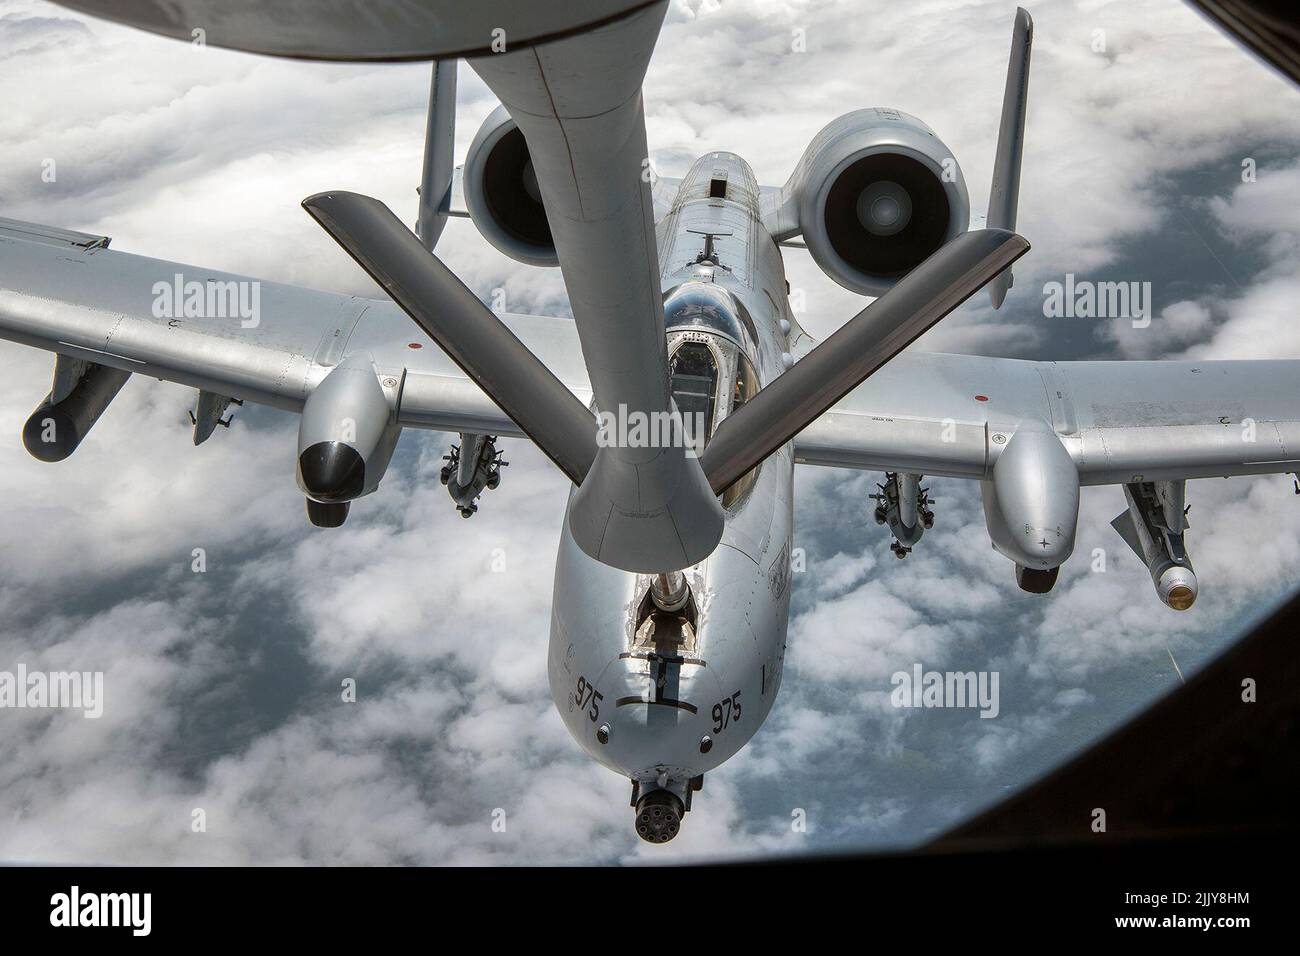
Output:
(785, 108), (970, 297)
(297, 353), (401, 525)
(981, 418), (1080, 575)
(462, 104), (558, 267)
(23, 361), (131, 462)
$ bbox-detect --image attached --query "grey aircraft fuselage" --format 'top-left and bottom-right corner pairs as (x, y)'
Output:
(549, 151), (797, 795)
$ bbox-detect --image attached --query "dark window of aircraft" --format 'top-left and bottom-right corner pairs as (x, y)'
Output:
(722, 353), (761, 509)
(670, 342), (718, 445)
(709, 177), (728, 199)
(731, 352), (759, 414)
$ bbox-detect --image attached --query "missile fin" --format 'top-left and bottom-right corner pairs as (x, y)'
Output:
(1110, 509), (1145, 560)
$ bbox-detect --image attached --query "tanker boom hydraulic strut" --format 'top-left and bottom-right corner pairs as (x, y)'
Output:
(440, 433), (506, 518)
(872, 472), (934, 558)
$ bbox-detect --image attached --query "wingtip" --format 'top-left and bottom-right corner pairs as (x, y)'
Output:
(302, 189), (373, 213)
(980, 228), (1031, 258)
(1013, 7), (1033, 43)
(301, 191), (332, 211)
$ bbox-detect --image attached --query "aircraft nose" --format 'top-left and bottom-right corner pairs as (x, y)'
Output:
(298, 441), (366, 502)
(590, 654), (719, 772)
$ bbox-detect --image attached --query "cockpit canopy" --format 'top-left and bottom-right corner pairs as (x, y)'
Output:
(664, 282), (761, 507)
(667, 340), (719, 440)
(663, 282), (758, 357)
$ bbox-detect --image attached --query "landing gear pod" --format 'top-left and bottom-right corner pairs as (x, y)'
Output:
(305, 498), (350, 529)
(297, 352), (402, 524)
(1015, 564), (1059, 594)
(982, 417), (1079, 586)
(23, 360), (131, 462)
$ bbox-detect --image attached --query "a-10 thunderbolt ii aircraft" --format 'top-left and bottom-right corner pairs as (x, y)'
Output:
(5, 2), (1299, 842)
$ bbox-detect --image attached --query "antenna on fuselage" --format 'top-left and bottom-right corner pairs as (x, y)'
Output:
(687, 228), (734, 267)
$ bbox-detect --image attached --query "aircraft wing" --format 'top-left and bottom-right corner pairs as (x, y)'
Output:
(0, 216), (588, 442)
(794, 349), (1300, 485)
(8, 213), (1296, 516)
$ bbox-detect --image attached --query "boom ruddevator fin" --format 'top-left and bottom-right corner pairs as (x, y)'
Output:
(302, 190), (598, 487)
(701, 228), (1029, 495)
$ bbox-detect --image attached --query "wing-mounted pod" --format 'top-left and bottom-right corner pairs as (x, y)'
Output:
(461, 104), (558, 267)
(297, 351), (402, 527)
(1112, 481), (1197, 610)
(763, 108), (971, 297)
(23, 355), (130, 462)
(980, 416), (1079, 592)
(871, 472), (935, 558)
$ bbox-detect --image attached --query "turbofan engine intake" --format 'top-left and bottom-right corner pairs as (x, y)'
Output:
(462, 104), (558, 267)
(778, 108), (970, 296)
